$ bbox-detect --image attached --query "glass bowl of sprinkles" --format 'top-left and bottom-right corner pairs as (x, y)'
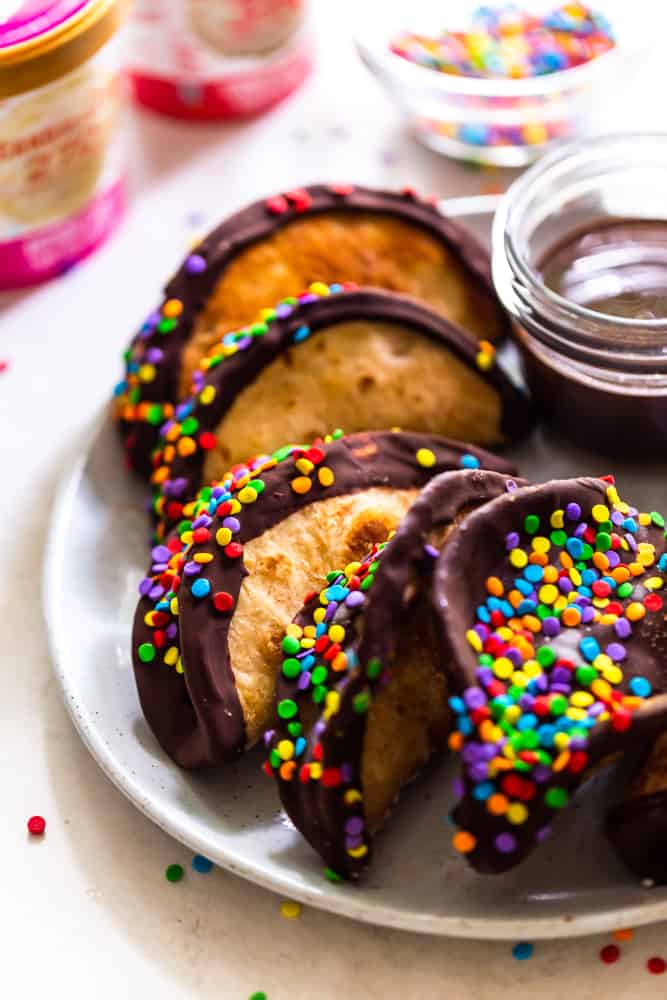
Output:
(356, 0), (646, 166)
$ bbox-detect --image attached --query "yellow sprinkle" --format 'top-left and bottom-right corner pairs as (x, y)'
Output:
(324, 690), (340, 719)
(313, 608), (325, 624)
(164, 646), (179, 666)
(647, 576), (664, 590)
(318, 466), (335, 487)
(296, 457), (314, 475)
(347, 844), (368, 859)
(300, 638), (315, 649)
(277, 740), (294, 761)
(344, 789), (362, 804)
(511, 671), (529, 689)
(199, 385), (216, 405)
(309, 281), (330, 296)
(523, 660), (541, 678)
(170, 597), (179, 616)
(509, 548), (528, 569)
(216, 527), (232, 546)
(638, 512), (651, 526)
(237, 486), (258, 504)
(532, 537), (551, 554)
(602, 665), (623, 685)
(328, 624), (345, 643)
(565, 708), (587, 722)
(507, 803), (528, 825)
(476, 350), (493, 371)
(550, 509), (564, 528)
(416, 448), (436, 468)
(592, 504), (610, 523)
(493, 657), (513, 679)
(193, 552), (214, 563)
(309, 763), (322, 780)
(286, 623), (303, 638)
(229, 499), (241, 514)
(138, 363), (156, 383)
(280, 900), (302, 920)
(504, 705), (521, 724)
(539, 583), (558, 605)
(345, 562), (361, 577)
(466, 629), (482, 652)
(571, 691), (594, 707)
(175, 657), (184, 674)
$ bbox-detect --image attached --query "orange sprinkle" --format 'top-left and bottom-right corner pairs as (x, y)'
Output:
(453, 831), (477, 854)
(542, 565), (559, 583)
(508, 589), (523, 608)
(562, 607), (582, 627)
(279, 761), (296, 781)
(626, 602), (646, 622)
(612, 565), (631, 583)
(177, 437), (197, 457)
(560, 551), (573, 570)
(486, 576), (504, 597)
(522, 615), (542, 633)
(487, 794), (509, 815)
(612, 928), (634, 942)
(553, 751), (570, 772)
(448, 731), (464, 751)
(291, 476), (312, 495)
(163, 298), (183, 318)
(528, 552), (548, 566)
(593, 552), (610, 571)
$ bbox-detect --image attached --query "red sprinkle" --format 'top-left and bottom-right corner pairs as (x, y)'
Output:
(27, 816), (46, 836)
(645, 594), (663, 612)
(266, 195), (288, 214)
(198, 431), (216, 450)
(0, 360), (8, 373)
(648, 957), (666, 975)
(224, 543), (243, 560)
(599, 944), (620, 964)
(213, 591), (234, 612)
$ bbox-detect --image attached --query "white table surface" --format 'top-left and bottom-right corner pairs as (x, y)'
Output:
(4, 4), (667, 998)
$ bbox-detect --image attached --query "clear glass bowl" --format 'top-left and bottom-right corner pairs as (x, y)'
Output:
(355, 0), (646, 167)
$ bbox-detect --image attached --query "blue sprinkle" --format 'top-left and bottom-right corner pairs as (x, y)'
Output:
(516, 579), (533, 596)
(581, 569), (598, 586)
(512, 942), (534, 961)
(579, 636), (600, 662)
(659, 553), (667, 572)
(457, 717), (473, 736)
(473, 781), (494, 801)
(500, 600), (514, 619)
(566, 537), (584, 559)
(460, 453), (481, 469)
(623, 517), (637, 533)
(325, 585), (347, 602)
(629, 676), (652, 698)
(295, 736), (307, 757)
(524, 565), (543, 583)
(330, 283), (343, 293)
(477, 606), (491, 623)
(449, 695), (466, 714)
(517, 599), (537, 616)
(192, 854), (213, 874)
(517, 713), (538, 731)
(113, 381), (127, 396)
(293, 324), (311, 343)
(191, 578), (211, 598)
(301, 655), (316, 671)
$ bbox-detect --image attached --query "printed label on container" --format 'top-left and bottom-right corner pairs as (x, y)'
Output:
(129, 0), (304, 78)
(0, 38), (125, 286)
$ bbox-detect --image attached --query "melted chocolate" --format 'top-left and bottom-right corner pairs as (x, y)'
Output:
(115, 184), (507, 478)
(271, 469), (525, 878)
(540, 219), (667, 319)
(433, 478), (667, 874)
(153, 286), (532, 538)
(133, 432), (518, 769)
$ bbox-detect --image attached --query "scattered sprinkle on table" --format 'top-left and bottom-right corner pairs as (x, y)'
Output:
(249, 993), (267, 1000)
(599, 944), (620, 964)
(612, 928), (633, 942)
(647, 957), (666, 975)
(0, 360), (9, 373)
(27, 815), (46, 835)
(192, 854), (213, 873)
(512, 941), (533, 960)
(280, 900), (302, 920)
(165, 863), (184, 883)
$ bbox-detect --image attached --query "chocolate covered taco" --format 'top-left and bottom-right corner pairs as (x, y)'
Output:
(267, 468), (524, 879)
(149, 283), (530, 539)
(133, 432), (517, 769)
(433, 477), (667, 874)
(114, 183), (509, 477)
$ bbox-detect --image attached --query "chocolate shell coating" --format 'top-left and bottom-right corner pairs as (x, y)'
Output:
(114, 183), (506, 478)
(151, 286), (531, 538)
(433, 477), (667, 874)
(133, 432), (518, 769)
(270, 469), (524, 878)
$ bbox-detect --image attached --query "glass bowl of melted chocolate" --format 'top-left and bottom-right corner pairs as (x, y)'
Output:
(493, 132), (667, 455)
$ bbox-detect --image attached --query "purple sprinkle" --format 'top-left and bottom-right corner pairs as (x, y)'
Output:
(506, 479), (519, 492)
(166, 624), (178, 639)
(463, 687), (486, 710)
(589, 702), (606, 717)
(505, 531), (520, 550)
(175, 402), (190, 420)
(297, 672), (311, 690)
(264, 729), (274, 746)
(299, 293), (318, 305)
(223, 517), (240, 533)
(575, 522), (587, 538)
(469, 762), (489, 782)
(191, 514), (211, 529)
(568, 736), (587, 750)
(345, 816), (364, 836)
(581, 606), (596, 624)
(172, 478), (188, 496)
(607, 550), (621, 568)
(552, 666), (571, 685)
(506, 647), (524, 667)
(542, 617), (560, 637)
(495, 832), (517, 854)
(341, 762), (353, 783)
(533, 766), (551, 784)
(481, 744), (497, 760)
(146, 309), (161, 326)
(615, 618), (632, 639)
(611, 511), (624, 526)
(324, 602), (338, 622)
(536, 825), (552, 843)
(462, 744), (484, 764)
(148, 584), (165, 600)
(519, 693), (535, 710)
(185, 253), (207, 274)
(551, 683), (571, 695)
(146, 347), (164, 363)
(151, 562), (168, 574)
(275, 303), (293, 318)
(183, 561), (202, 576)
(534, 674), (549, 693)
(476, 667), (494, 685)
(474, 623), (489, 640)
(345, 591), (365, 608)
(566, 502), (581, 521)
(314, 720), (326, 737)
(424, 543), (439, 559)
(558, 577), (573, 595)
(606, 642), (627, 661)
(626, 534), (638, 552)
(138, 577), (153, 597)
(452, 777), (465, 798)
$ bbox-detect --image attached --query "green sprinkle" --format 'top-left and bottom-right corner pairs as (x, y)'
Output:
(536, 646), (556, 668)
(325, 570), (340, 583)
(147, 404), (163, 426)
(520, 730), (539, 750)
(550, 530), (567, 546)
(545, 787), (568, 809)
(249, 993), (268, 1000)
(277, 699), (297, 720)
(250, 322), (269, 336)
(200, 486), (212, 500)
(180, 416), (198, 435)
(651, 511), (665, 527)
(311, 666), (328, 686)
(287, 721), (302, 737)
(273, 445), (295, 462)
(324, 867), (342, 882)
(138, 642), (155, 663)
(165, 863), (184, 883)
(524, 514), (540, 535)
(618, 581), (633, 598)
(247, 479), (265, 494)
(581, 543), (593, 560)
(353, 691), (370, 714)
(269, 749), (280, 768)
(281, 636), (301, 655)
(514, 760), (532, 772)
(360, 574), (375, 592)
(479, 653), (494, 666)
(332, 429), (344, 439)
(576, 665), (597, 686)
(596, 532), (611, 551)
(157, 317), (177, 334)
(366, 657), (382, 679)
(312, 685), (326, 704)
(550, 695), (568, 716)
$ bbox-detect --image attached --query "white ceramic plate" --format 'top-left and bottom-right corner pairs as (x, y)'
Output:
(44, 205), (667, 939)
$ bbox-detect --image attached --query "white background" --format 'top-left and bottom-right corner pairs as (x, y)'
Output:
(3, 4), (667, 998)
